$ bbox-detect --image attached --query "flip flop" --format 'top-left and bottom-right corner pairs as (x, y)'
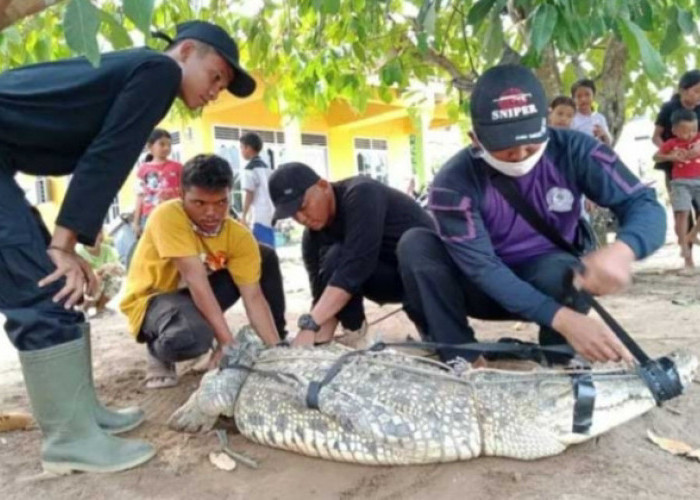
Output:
(145, 353), (178, 389)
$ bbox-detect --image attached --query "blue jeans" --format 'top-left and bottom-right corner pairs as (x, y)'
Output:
(0, 155), (84, 350)
(252, 223), (275, 247)
(398, 228), (590, 362)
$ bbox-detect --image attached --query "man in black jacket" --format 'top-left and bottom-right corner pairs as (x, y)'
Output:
(268, 162), (435, 347)
(0, 21), (256, 474)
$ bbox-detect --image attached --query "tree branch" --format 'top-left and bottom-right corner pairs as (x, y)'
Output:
(407, 16), (475, 90)
(0, 0), (64, 31)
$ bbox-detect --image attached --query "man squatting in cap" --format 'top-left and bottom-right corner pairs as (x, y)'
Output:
(398, 65), (666, 365)
(268, 162), (434, 347)
(0, 20), (261, 474)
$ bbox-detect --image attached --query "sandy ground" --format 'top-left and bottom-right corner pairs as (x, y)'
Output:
(1, 242), (700, 500)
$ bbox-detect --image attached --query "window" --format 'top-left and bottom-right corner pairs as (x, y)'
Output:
(301, 133), (329, 177)
(104, 197), (120, 225)
(355, 138), (389, 184)
(170, 131), (182, 163)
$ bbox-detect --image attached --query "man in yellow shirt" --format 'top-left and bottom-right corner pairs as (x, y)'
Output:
(121, 154), (284, 388)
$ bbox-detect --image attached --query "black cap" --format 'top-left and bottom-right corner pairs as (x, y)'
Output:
(269, 162), (321, 223)
(173, 21), (256, 97)
(470, 64), (548, 151)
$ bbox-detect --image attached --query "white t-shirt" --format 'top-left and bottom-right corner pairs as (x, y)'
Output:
(241, 156), (274, 227)
(572, 111), (611, 140)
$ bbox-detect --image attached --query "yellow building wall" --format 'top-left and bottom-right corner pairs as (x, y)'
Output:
(18, 88), (455, 231)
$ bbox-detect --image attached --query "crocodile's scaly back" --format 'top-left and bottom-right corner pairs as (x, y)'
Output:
(235, 346), (482, 464)
(170, 335), (698, 465)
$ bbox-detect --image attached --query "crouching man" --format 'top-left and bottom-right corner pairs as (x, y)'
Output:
(121, 154), (285, 388)
(268, 162), (435, 346)
(398, 65), (666, 364)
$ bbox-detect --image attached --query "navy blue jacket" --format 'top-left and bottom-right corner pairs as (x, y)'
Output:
(429, 128), (666, 327)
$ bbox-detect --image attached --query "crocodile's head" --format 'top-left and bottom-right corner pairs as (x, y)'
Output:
(667, 349), (699, 390)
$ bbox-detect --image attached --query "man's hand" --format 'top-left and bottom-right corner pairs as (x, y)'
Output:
(39, 248), (98, 308)
(578, 240), (635, 296)
(552, 307), (633, 363)
(132, 223), (142, 237)
(292, 330), (316, 347)
(207, 341), (235, 371)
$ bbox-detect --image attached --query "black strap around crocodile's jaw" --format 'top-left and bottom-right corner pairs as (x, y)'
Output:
(571, 373), (596, 433)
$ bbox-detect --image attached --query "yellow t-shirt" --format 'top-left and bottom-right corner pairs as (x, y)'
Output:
(120, 200), (261, 336)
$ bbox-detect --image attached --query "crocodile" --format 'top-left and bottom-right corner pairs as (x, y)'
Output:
(168, 328), (697, 465)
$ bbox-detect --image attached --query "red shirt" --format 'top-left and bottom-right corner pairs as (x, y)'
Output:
(137, 160), (183, 216)
(659, 135), (700, 180)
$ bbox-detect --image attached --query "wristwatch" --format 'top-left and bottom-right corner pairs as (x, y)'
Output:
(297, 313), (321, 332)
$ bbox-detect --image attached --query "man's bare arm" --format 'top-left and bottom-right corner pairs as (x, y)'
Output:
(238, 282), (280, 345)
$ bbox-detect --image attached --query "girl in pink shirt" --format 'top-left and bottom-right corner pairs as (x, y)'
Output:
(133, 129), (183, 235)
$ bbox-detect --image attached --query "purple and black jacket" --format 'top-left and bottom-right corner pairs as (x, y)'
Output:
(428, 128), (666, 328)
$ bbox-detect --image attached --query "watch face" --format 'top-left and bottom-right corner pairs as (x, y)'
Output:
(298, 314), (319, 332)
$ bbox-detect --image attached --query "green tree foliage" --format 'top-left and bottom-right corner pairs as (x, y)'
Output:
(1, 0), (698, 139)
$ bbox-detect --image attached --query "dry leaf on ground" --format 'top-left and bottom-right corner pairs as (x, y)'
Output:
(0, 412), (33, 432)
(209, 451), (237, 471)
(647, 430), (700, 462)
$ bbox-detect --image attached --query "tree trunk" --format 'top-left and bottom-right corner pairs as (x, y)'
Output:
(596, 38), (628, 144)
(533, 46), (563, 101)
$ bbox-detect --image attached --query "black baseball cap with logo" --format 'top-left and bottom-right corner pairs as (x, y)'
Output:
(269, 162), (321, 223)
(470, 64), (548, 151)
(158, 21), (256, 97)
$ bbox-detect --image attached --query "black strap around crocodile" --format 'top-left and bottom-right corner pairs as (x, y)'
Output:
(490, 172), (683, 408)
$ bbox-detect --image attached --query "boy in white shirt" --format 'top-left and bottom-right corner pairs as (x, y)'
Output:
(571, 79), (612, 145)
(240, 132), (276, 247)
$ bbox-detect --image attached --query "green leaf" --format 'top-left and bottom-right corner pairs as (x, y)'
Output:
(416, 32), (429, 55)
(618, 18), (665, 81)
(529, 3), (558, 54)
(588, 13), (607, 38)
(573, 1), (591, 18)
(677, 8), (695, 35)
(483, 12), (503, 63)
(467, 0), (497, 26)
(63, 0), (101, 67)
(417, 0), (437, 36)
(380, 58), (403, 86)
(34, 38), (51, 62)
(97, 9), (132, 50)
(124, 0), (155, 35)
(631, 0), (653, 31)
(315, 0), (340, 15)
(520, 48), (540, 68)
(660, 18), (683, 55)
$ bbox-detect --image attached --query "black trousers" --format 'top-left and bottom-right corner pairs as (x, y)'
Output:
(139, 244), (287, 363)
(1, 157), (85, 351)
(397, 228), (590, 362)
(303, 236), (403, 331)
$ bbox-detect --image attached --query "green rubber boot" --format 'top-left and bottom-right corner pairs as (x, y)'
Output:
(19, 337), (156, 474)
(80, 323), (145, 434)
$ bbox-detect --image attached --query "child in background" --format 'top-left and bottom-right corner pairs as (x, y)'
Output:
(571, 79), (612, 145)
(240, 132), (275, 247)
(77, 230), (125, 315)
(653, 109), (700, 270)
(132, 129), (183, 236)
(548, 96), (576, 129)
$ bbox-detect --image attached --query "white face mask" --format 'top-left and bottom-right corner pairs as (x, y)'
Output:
(478, 139), (548, 177)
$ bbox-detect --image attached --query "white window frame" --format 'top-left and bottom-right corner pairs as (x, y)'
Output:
(354, 137), (389, 184)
